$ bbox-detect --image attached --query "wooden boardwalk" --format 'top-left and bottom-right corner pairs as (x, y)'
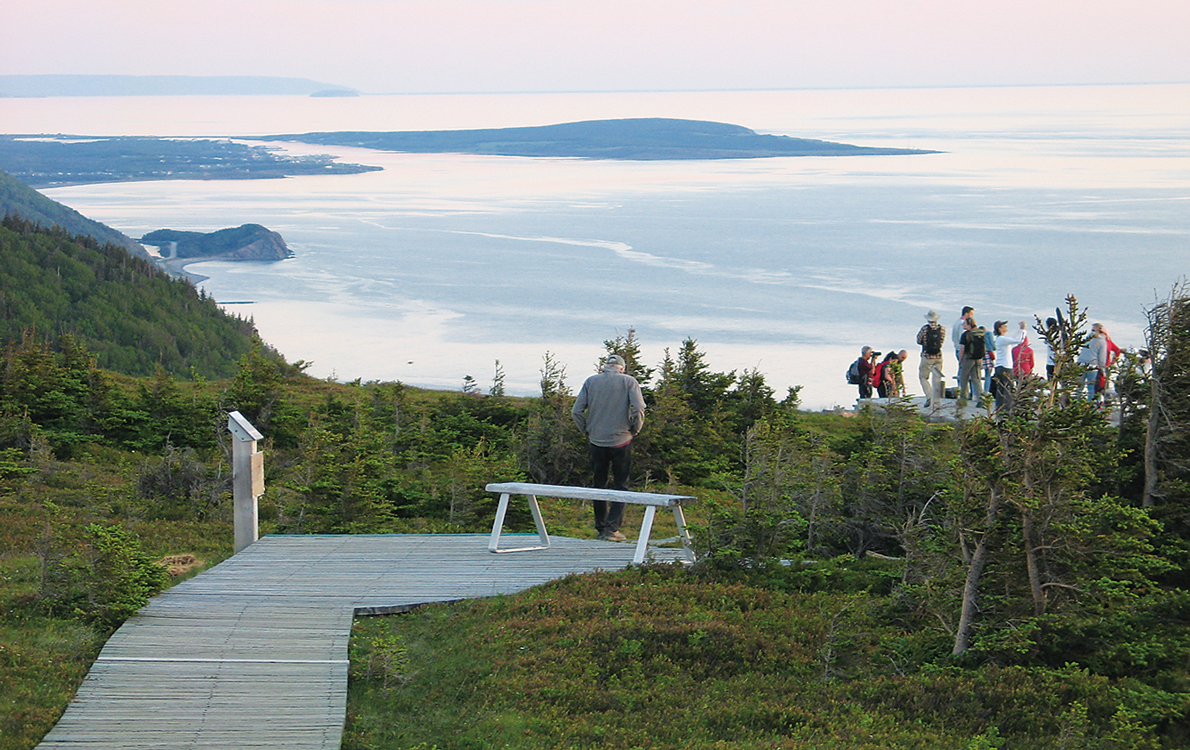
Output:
(37, 533), (687, 749)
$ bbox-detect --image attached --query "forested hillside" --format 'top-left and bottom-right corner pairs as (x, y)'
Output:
(0, 168), (144, 255)
(0, 216), (268, 378)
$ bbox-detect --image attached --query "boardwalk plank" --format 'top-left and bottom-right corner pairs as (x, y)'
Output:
(37, 533), (685, 749)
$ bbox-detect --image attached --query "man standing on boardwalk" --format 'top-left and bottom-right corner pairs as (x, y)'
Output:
(572, 354), (646, 541)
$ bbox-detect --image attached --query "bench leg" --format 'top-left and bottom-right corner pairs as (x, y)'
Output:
(527, 494), (549, 545)
(489, 493), (551, 554)
(632, 505), (657, 564)
(488, 493), (511, 552)
(672, 505), (696, 563)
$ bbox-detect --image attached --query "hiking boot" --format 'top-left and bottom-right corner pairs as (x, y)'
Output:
(600, 530), (627, 542)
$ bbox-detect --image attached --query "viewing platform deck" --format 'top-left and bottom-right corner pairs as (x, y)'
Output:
(38, 533), (689, 749)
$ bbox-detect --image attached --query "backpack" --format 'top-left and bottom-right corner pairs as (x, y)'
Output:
(963, 329), (986, 360)
(1013, 337), (1035, 375)
(922, 324), (943, 356)
(846, 358), (862, 385)
(872, 361), (886, 387)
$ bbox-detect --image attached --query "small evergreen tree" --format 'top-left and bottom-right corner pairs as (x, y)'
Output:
(489, 360), (506, 397)
(522, 352), (583, 485)
(79, 523), (170, 628)
(1143, 282), (1190, 510)
(602, 328), (654, 385)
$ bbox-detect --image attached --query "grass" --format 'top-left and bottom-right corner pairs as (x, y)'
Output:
(342, 564), (1162, 750)
(0, 555), (104, 750)
(0, 438), (235, 750)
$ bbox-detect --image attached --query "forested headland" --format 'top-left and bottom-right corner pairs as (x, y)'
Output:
(0, 216), (268, 379)
(0, 168), (144, 255)
(3, 214), (1190, 747)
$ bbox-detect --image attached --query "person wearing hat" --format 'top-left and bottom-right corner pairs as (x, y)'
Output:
(916, 309), (947, 406)
(572, 353), (647, 541)
(992, 320), (1028, 410)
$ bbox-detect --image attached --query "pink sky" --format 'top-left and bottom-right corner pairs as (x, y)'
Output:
(2, 0), (1188, 93)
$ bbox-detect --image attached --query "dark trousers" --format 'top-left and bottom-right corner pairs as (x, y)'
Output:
(993, 366), (1014, 411)
(590, 442), (631, 534)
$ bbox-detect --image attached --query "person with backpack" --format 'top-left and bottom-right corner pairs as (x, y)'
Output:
(850, 346), (876, 399)
(916, 310), (946, 407)
(957, 318), (986, 409)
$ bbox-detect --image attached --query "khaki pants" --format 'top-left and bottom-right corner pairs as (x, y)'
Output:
(958, 357), (984, 406)
(919, 355), (945, 404)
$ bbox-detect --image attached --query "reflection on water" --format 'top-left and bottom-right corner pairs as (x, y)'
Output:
(22, 85), (1190, 408)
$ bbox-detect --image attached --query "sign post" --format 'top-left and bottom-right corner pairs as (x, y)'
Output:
(228, 411), (265, 553)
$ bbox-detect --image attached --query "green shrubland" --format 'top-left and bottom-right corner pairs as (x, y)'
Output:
(344, 564), (1174, 749)
(2, 220), (1190, 748)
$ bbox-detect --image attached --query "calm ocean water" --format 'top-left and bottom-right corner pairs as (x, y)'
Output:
(5, 86), (1189, 408)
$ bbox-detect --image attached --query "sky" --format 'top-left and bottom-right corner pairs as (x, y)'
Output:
(2, 0), (1188, 94)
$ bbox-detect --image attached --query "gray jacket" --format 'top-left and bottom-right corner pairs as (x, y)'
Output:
(571, 365), (646, 447)
(1078, 334), (1109, 370)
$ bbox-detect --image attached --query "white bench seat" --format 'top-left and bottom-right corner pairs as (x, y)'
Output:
(485, 482), (696, 564)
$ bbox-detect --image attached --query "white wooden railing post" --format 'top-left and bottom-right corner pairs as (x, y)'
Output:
(228, 411), (265, 553)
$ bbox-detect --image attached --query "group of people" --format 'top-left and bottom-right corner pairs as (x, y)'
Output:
(569, 314), (1130, 542)
(854, 305), (1128, 410)
(854, 347), (910, 400)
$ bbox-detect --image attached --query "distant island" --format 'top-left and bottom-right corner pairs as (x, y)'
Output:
(0, 74), (358, 97)
(142, 224), (292, 282)
(256, 118), (940, 160)
(0, 120), (936, 189)
(0, 136), (382, 188)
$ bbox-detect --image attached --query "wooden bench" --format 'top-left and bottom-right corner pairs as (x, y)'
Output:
(485, 482), (696, 565)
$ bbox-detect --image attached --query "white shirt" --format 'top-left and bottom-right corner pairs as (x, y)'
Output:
(994, 328), (1027, 369)
(952, 319), (966, 355)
